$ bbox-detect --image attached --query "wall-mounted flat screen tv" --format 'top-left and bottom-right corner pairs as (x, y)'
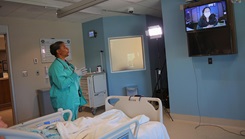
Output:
(88, 30), (97, 38)
(184, 0), (227, 32)
(183, 0), (237, 57)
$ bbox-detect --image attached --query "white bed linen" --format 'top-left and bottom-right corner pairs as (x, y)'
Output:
(138, 121), (170, 139)
(55, 109), (169, 139)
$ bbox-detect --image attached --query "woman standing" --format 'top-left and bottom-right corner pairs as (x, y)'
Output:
(48, 41), (87, 121)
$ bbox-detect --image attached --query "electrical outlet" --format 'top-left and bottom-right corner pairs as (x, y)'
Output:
(33, 58), (38, 64)
(22, 71), (28, 77)
(36, 70), (40, 76)
(208, 58), (212, 64)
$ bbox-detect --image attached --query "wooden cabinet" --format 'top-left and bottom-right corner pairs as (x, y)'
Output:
(0, 78), (12, 110)
(0, 36), (6, 50)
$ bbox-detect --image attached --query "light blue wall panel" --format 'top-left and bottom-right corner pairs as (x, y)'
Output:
(83, 15), (154, 97)
(82, 18), (105, 72)
(102, 16), (152, 97)
(161, 0), (245, 120)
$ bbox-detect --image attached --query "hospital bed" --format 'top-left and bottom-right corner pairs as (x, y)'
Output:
(0, 96), (170, 139)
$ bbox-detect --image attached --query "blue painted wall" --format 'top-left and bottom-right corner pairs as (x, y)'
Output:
(82, 18), (105, 72)
(162, 0), (245, 120)
(82, 15), (164, 97)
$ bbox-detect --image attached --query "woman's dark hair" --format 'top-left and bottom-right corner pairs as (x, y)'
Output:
(202, 7), (211, 14)
(50, 41), (64, 57)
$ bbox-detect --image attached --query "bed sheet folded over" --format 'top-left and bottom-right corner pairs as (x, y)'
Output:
(15, 109), (170, 139)
(56, 109), (149, 139)
(56, 109), (170, 139)
(138, 121), (170, 139)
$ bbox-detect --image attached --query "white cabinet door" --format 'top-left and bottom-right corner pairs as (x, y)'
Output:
(93, 74), (107, 93)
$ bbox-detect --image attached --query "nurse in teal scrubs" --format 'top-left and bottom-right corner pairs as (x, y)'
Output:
(48, 41), (87, 121)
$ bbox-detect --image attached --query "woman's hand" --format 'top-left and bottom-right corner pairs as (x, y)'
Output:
(74, 67), (87, 76)
(203, 25), (214, 28)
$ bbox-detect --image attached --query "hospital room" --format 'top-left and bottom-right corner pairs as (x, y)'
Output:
(0, 0), (245, 138)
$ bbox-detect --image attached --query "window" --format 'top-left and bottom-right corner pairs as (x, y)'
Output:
(109, 36), (145, 73)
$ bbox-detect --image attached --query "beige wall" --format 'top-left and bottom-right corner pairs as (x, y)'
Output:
(0, 17), (85, 123)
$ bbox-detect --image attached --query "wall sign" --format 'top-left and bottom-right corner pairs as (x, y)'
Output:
(40, 38), (72, 63)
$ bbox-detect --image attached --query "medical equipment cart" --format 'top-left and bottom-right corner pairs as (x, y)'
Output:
(79, 72), (108, 115)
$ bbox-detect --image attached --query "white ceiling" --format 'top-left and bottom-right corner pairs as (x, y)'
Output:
(0, 0), (162, 23)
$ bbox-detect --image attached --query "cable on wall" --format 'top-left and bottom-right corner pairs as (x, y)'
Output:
(192, 61), (202, 125)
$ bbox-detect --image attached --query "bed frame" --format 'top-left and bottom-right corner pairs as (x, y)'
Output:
(100, 95), (163, 139)
(0, 96), (163, 139)
(0, 109), (72, 139)
(105, 95), (163, 123)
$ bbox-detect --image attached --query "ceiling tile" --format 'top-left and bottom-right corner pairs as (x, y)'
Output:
(0, 1), (23, 16)
(0, 0), (162, 23)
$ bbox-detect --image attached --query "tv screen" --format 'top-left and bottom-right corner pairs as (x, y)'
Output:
(187, 29), (235, 56)
(184, 0), (227, 32)
(88, 30), (96, 38)
(184, 0), (237, 57)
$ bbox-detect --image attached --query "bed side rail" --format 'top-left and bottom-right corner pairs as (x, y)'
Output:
(0, 128), (43, 139)
(106, 96), (163, 123)
(10, 108), (72, 129)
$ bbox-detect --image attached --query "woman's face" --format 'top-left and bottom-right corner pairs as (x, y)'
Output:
(57, 43), (69, 58)
(204, 8), (211, 18)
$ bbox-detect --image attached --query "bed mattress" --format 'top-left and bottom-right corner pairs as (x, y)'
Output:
(55, 109), (169, 139)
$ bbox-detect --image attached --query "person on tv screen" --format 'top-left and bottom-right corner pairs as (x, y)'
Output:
(197, 7), (218, 29)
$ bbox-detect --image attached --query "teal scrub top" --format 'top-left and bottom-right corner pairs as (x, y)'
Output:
(48, 58), (86, 120)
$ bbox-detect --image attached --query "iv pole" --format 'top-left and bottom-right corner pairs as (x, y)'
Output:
(100, 50), (104, 72)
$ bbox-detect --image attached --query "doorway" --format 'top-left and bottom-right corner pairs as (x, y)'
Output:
(0, 33), (14, 126)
